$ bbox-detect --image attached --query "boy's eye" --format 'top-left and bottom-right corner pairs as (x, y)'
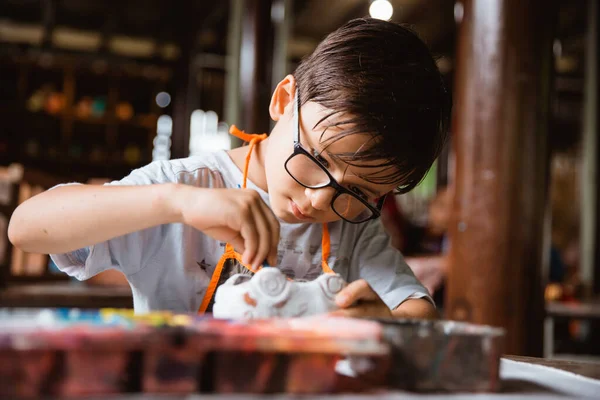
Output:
(312, 149), (330, 168)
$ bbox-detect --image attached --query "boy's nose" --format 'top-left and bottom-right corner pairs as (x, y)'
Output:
(305, 186), (336, 211)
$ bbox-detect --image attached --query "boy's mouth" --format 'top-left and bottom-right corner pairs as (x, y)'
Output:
(290, 200), (314, 221)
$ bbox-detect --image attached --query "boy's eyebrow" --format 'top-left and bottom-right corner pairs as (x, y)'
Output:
(303, 121), (384, 198)
(353, 180), (382, 198)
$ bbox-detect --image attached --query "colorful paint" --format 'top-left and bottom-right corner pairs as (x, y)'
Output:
(0, 308), (387, 397)
(0, 309), (504, 396)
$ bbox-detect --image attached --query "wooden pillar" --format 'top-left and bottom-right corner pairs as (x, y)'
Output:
(581, 0), (599, 295)
(590, 0), (600, 354)
(446, 0), (556, 356)
(225, 0), (244, 148)
(225, 0), (244, 126)
(239, 0), (275, 134)
(271, 0), (292, 95)
(41, 0), (56, 49)
(171, 1), (199, 159)
(595, 0), (600, 295)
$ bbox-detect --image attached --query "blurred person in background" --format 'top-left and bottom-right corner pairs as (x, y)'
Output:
(382, 187), (451, 305)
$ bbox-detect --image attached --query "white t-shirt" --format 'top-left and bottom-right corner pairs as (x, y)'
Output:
(50, 150), (431, 313)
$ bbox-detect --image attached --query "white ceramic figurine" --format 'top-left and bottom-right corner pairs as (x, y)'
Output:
(212, 267), (347, 319)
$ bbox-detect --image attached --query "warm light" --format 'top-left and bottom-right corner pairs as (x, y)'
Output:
(369, 0), (393, 21)
(155, 92), (171, 108)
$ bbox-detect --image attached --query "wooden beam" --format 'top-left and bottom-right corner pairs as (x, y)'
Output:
(41, 0), (56, 49)
(581, 0), (598, 295)
(239, 0), (275, 134)
(99, 9), (118, 55)
(446, 0), (557, 356)
(225, 0), (244, 147)
(585, 0), (600, 295)
(170, 0), (199, 159)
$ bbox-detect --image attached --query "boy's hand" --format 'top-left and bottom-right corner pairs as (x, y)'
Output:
(174, 186), (279, 269)
(330, 279), (393, 319)
(330, 279), (438, 319)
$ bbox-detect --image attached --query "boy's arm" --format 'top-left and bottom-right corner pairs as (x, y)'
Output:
(8, 182), (279, 268)
(391, 298), (438, 319)
(332, 279), (437, 320)
(8, 183), (181, 254)
(332, 219), (436, 319)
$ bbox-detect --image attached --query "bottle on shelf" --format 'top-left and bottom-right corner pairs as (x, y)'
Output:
(75, 96), (93, 119)
(116, 102), (134, 121)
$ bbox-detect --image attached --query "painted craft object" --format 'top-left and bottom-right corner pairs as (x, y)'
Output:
(212, 267), (347, 319)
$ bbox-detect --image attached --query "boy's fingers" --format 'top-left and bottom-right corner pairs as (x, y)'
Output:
(329, 308), (352, 318)
(265, 208), (280, 266)
(330, 307), (368, 319)
(250, 204), (271, 269)
(330, 302), (392, 319)
(228, 233), (245, 255)
(335, 279), (378, 308)
(240, 220), (259, 266)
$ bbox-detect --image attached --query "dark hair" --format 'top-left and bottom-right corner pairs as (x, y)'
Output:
(294, 18), (451, 194)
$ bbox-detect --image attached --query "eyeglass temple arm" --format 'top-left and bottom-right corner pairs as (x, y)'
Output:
(293, 89), (300, 143)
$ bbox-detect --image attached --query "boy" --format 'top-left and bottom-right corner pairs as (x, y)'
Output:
(8, 18), (451, 318)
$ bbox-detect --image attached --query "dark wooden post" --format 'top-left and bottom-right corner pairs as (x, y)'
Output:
(594, 0), (600, 296)
(41, 0), (56, 49)
(239, 0), (275, 134)
(588, 0), (600, 355)
(584, 0), (600, 296)
(446, 0), (556, 356)
(171, 1), (199, 160)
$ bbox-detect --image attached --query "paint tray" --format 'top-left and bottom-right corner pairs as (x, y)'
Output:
(0, 308), (388, 397)
(194, 316), (388, 394)
(0, 308), (153, 398)
(371, 318), (505, 392)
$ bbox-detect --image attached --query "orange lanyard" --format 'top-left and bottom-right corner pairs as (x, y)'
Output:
(227, 125), (333, 273)
(197, 126), (333, 313)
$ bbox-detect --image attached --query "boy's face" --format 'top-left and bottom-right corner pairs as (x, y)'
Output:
(264, 77), (398, 224)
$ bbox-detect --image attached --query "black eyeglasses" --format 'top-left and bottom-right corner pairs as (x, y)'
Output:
(283, 90), (385, 224)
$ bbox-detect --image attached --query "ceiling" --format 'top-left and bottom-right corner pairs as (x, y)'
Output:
(0, 0), (591, 151)
(292, 0), (456, 58)
(0, 0), (588, 72)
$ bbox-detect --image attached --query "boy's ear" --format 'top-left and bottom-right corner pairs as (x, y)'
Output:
(269, 75), (296, 122)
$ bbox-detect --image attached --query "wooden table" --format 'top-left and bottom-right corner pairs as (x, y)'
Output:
(505, 355), (600, 380)
(88, 356), (600, 399)
(0, 282), (133, 308)
(546, 301), (600, 320)
(544, 300), (600, 358)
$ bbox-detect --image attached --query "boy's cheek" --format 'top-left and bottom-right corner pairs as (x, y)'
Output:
(267, 193), (293, 222)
